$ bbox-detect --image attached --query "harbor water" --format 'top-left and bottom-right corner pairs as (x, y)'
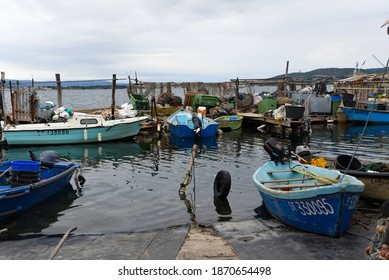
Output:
(1, 89), (389, 236)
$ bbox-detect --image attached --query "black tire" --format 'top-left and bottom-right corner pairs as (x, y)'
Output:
(213, 170), (231, 200)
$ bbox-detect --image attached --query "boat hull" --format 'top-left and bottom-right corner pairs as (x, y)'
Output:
(337, 169), (389, 202)
(252, 161), (365, 237)
(0, 161), (78, 220)
(169, 123), (219, 138)
(167, 109), (219, 138)
(341, 107), (389, 123)
(3, 116), (148, 146)
(214, 115), (243, 130)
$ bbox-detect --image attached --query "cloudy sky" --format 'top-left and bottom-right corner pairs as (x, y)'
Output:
(1, 0), (388, 82)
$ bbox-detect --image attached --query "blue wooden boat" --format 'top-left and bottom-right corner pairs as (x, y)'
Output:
(166, 108), (219, 138)
(252, 139), (365, 237)
(0, 152), (83, 221)
(341, 106), (389, 123)
(2, 112), (148, 146)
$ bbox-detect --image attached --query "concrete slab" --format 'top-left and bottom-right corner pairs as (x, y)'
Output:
(0, 225), (190, 260)
(213, 213), (375, 260)
(0, 209), (377, 260)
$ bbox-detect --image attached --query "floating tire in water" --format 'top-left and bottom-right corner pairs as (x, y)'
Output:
(213, 170), (231, 200)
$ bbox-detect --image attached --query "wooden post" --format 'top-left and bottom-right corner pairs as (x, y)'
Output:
(0, 72), (6, 123)
(127, 75), (131, 95)
(234, 77), (239, 113)
(180, 144), (198, 193)
(284, 60), (289, 97)
(10, 81), (15, 123)
(55, 73), (63, 108)
(111, 74), (116, 117)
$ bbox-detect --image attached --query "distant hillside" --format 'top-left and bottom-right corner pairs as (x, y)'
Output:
(273, 67), (386, 80)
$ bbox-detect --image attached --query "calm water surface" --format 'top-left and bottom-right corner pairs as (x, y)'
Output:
(2, 122), (389, 236)
(2, 89), (389, 236)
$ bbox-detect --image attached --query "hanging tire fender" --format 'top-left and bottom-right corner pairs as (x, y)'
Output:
(213, 170), (231, 200)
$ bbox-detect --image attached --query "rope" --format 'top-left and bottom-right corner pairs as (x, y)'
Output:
(366, 217), (389, 260)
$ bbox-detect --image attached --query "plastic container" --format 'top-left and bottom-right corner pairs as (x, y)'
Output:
(197, 106), (207, 117)
(11, 160), (41, 172)
(258, 98), (277, 113)
(191, 94), (218, 108)
(335, 155), (362, 171)
(331, 100), (341, 115)
(285, 105), (305, 119)
(129, 94), (149, 110)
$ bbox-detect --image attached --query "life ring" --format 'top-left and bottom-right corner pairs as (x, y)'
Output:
(213, 170), (231, 200)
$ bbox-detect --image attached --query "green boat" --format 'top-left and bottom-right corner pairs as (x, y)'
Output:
(214, 115), (243, 130)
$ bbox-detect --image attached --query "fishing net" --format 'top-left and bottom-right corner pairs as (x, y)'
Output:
(364, 163), (389, 172)
(366, 200), (389, 260)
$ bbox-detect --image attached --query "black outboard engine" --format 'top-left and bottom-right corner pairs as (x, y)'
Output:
(192, 113), (202, 138)
(264, 139), (289, 164)
(39, 150), (60, 168)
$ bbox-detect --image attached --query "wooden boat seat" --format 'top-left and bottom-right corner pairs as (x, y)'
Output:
(260, 177), (315, 183)
(267, 169), (294, 174)
(266, 182), (329, 189)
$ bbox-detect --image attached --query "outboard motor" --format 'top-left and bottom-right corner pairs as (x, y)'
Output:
(39, 150), (60, 168)
(192, 113), (202, 138)
(264, 139), (289, 164)
(295, 145), (311, 161)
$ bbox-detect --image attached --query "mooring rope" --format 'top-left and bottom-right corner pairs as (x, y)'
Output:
(366, 217), (389, 260)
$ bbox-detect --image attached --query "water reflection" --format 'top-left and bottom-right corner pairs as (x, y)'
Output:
(344, 124), (389, 139)
(3, 122), (389, 235)
(0, 184), (79, 236)
(178, 190), (197, 225)
(169, 134), (218, 151)
(213, 197), (232, 221)
(0, 141), (150, 166)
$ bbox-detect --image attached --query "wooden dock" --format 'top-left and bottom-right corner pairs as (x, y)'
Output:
(238, 112), (337, 128)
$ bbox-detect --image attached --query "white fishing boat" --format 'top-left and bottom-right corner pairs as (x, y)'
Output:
(2, 112), (148, 146)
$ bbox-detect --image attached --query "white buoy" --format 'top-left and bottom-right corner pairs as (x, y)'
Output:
(98, 132), (102, 142)
(83, 128), (88, 141)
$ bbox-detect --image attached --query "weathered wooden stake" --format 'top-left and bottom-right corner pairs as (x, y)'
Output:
(180, 144), (198, 193)
(55, 73), (63, 108)
(111, 74), (116, 117)
(0, 72), (6, 123)
(10, 81), (15, 123)
(234, 77), (239, 113)
(49, 227), (77, 260)
(284, 60), (289, 97)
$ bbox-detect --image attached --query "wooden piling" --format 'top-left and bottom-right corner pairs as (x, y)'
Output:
(0, 72), (6, 123)
(55, 73), (63, 108)
(111, 74), (116, 117)
(284, 60), (289, 97)
(180, 144), (198, 193)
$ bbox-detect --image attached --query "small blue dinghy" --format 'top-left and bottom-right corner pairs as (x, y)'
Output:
(0, 151), (84, 221)
(166, 108), (219, 138)
(252, 139), (365, 237)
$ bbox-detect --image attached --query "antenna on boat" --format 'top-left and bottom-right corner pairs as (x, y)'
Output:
(372, 54), (386, 67)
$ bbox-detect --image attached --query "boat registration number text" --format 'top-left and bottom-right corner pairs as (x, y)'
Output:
(37, 130), (70, 136)
(288, 198), (334, 216)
